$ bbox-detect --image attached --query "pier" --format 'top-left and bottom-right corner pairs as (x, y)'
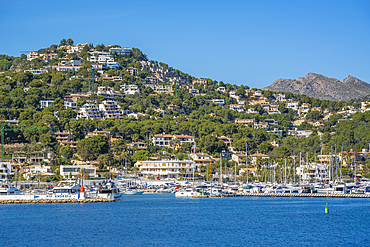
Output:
(0, 198), (114, 204)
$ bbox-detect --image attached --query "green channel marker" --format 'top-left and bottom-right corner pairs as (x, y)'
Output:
(325, 203), (329, 214)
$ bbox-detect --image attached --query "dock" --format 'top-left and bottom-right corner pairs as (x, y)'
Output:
(0, 198), (114, 204)
(195, 193), (370, 198)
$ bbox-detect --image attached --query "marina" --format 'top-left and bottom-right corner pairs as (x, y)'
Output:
(1, 193), (370, 246)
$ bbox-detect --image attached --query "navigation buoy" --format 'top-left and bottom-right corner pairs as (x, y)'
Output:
(325, 203), (329, 214)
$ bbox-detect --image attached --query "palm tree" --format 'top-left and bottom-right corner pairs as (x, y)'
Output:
(75, 168), (90, 185)
(179, 168), (186, 180)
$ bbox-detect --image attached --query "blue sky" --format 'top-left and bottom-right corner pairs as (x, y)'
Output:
(1, 0), (369, 88)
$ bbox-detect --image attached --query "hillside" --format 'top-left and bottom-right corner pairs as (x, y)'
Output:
(263, 73), (370, 102)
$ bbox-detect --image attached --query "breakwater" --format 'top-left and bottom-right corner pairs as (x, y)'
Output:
(0, 198), (114, 204)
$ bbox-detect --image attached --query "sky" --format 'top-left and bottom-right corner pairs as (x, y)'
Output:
(1, 0), (369, 88)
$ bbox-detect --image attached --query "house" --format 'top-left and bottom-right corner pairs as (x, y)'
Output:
(54, 131), (74, 143)
(103, 76), (122, 83)
(52, 65), (81, 72)
(247, 108), (258, 114)
(361, 101), (370, 111)
(287, 102), (299, 111)
(99, 100), (123, 119)
(127, 67), (138, 76)
(300, 103), (311, 114)
(109, 47), (131, 55)
(207, 99), (225, 106)
(166, 104), (181, 114)
(217, 87), (226, 94)
(64, 98), (77, 110)
(296, 163), (328, 182)
(0, 162), (13, 183)
(120, 84), (140, 95)
(66, 46), (83, 54)
(153, 85), (173, 94)
(264, 119), (277, 126)
(138, 159), (194, 179)
(97, 86), (123, 100)
(268, 128), (283, 137)
(253, 122), (268, 130)
(86, 131), (111, 142)
(152, 134), (174, 147)
(218, 136), (233, 150)
(3, 120), (19, 125)
(288, 128), (313, 138)
(106, 61), (119, 69)
(146, 77), (159, 84)
(60, 165), (97, 178)
(193, 153), (213, 167)
(41, 53), (57, 60)
(192, 79), (207, 85)
(229, 104), (244, 112)
(26, 52), (40, 61)
(60, 59), (81, 67)
(239, 167), (257, 177)
(173, 135), (195, 143)
(249, 153), (269, 165)
(127, 142), (147, 150)
(271, 140), (281, 147)
(234, 118), (255, 125)
(26, 164), (52, 178)
(40, 100), (54, 109)
(275, 93), (286, 102)
(267, 104), (279, 114)
(77, 103), (102, 120)
(24, 68), (48, 74)
(231, 153), (246, 166)
(229, 90), (240, 101)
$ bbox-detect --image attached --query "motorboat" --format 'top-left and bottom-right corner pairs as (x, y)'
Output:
(97, 181), (123, 199)
(333, 181), (349, 194)
(275, 186), (291, 193)
(124, 187), (144, 195)
(175, 187), (202, 197)
(0, 183), (21, 195)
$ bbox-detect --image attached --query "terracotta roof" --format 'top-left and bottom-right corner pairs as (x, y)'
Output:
(249, 153), (269, 157)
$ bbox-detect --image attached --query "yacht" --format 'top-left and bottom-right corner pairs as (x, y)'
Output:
(124, 187), (144, 195)
(175, 188), (202, 197)
(97, 181), (123, 199)
(333, 181), (349, 194)
(0, 183), (21, 195)
(39, 180), (82, 199)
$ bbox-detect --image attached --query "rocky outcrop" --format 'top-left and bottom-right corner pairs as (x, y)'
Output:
(263, 73), (370, 101)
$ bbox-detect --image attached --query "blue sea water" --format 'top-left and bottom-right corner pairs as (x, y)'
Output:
(1, 194), (370, 246)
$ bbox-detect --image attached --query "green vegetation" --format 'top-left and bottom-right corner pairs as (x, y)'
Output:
(0, 39), (369, 177)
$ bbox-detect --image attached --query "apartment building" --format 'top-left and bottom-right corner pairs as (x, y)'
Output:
(77, 103), (102, 120)
(99, 100), (123, 119)
(120, 84), (140, 95)
(138, 159), (194, 179)
(127, 67), (138, 76)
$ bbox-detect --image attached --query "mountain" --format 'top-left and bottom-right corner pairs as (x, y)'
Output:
(263, 73), (370, 101)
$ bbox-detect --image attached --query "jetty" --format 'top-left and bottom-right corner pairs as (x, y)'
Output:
(0, 198), (114, 204)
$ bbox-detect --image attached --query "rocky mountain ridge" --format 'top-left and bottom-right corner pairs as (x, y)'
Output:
(263, 73), (370, 101)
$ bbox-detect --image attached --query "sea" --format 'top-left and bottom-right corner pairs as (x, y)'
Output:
(1, 194), (369, 247)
